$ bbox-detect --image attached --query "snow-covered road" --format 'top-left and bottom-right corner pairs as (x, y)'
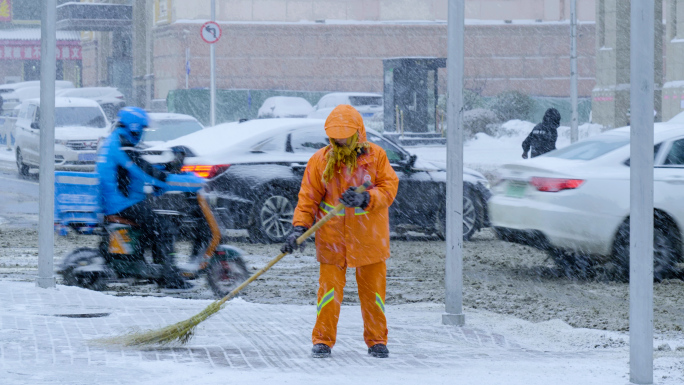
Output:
(0, 156), (38, 228)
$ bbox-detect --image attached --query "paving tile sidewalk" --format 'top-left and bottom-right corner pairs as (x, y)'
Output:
(0, 281), (641, 385)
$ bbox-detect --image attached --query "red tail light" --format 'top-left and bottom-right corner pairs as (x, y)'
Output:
(181, 164), (230, 178)
(529, 177), (584, 192)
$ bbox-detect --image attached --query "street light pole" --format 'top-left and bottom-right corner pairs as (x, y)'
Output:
(443, 0), (465, 326)
(570, 0), (578, 143)
(630, 1), (654, 383)
(37, 0), (57, 289)
(210, 0), (216, 127)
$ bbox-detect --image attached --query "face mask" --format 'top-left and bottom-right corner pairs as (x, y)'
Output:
(323, 132), (368, 183)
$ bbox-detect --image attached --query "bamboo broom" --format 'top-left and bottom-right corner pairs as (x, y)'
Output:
(95, 181), (372, 347)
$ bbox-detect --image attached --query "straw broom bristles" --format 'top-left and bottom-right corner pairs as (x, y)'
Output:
(96, 299), (224, 346)
(94, 251), (284, 347)
(94, 182), (371, 347)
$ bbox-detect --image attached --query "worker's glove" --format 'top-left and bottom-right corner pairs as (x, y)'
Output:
(339, 187), (370, 209)
(281, 226), (308, 254)
(522, 152), (528, 159)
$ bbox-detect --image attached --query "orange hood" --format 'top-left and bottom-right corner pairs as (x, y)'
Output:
(324, 104), (367, 142)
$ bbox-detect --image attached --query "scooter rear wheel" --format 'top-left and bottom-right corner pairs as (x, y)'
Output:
(206, 257), (249, 299)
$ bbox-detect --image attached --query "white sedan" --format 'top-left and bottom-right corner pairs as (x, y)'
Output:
(488, 123), (684, 281)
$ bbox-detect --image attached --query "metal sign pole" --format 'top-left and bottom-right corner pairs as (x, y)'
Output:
(443, 0), (465, 326)
(210, 0), (216, 127)
(37, 0), (57, 289)
(630, 0), (654, 383)
(570, 0), (578, 143)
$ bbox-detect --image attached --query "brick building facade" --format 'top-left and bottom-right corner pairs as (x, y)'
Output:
(75, 0), (598, 109)
(147, 20), (596, 101)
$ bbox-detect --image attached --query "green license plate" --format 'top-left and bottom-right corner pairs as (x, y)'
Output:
(506, 181), (527, 198)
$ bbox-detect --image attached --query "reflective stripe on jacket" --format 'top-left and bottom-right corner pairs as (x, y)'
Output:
(292, 106), (399, 268)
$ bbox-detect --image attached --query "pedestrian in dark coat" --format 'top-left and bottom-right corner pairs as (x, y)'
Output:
(522, 108), (561, 158)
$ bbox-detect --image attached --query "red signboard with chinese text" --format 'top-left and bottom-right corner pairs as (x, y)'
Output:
(0, 41), (81, 60)
(0, 0), (11, 23)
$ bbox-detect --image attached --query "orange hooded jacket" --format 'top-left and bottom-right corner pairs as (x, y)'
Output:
(293, 105), (399, 268)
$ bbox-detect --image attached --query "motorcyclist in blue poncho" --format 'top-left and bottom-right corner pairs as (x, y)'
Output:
(97, 107), (192, 289)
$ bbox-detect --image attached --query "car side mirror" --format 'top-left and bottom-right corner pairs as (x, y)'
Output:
(406, 154), (417, 169)
(30, 122), (39, 130)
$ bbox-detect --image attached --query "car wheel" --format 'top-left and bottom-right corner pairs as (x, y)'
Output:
(249, 188), (296, 243)
(16, 148), (29, 176)
(547, 248), (596, 279)
(612, 215), (681, 282)
(436, 186), (480, 241)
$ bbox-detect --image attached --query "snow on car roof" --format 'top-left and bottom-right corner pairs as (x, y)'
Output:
(23, 97), (102, 108)
(148, 113), (199, 121)
(0, 80), (74, 91)
(56, 86), (120, 95)
(322, 92), (382, 97)
(152, 118), (325, 155)
(263, 96), (309, 102)
(607, 122), (684, 142)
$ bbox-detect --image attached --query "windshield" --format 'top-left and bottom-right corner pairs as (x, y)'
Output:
(545, 135), (629, 160)
(349, 96), (382, 107)
(143, 120), (203, 142)
(54, 107), (107, 128)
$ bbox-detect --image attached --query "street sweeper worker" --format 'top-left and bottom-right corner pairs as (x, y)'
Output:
(281, 104), (399, 359)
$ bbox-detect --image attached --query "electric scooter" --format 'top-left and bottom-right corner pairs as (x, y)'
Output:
(55, 149), (249, 298)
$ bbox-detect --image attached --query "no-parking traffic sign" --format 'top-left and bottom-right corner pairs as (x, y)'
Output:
(201, 21), (222, 44)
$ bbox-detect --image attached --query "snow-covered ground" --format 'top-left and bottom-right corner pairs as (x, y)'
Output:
(0, 146), (14, 163)
(1, 281), (683, 385)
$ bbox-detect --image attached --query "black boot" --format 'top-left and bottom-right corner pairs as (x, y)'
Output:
(311, 343), (331, 358)
(160, 253), (193, 289)
(368, 344), (389, 358)
(160, 265), (193, 289)
(162, 275), (193, 290)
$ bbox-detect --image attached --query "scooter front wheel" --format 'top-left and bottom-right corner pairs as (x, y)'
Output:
(59, 248), (107, 291)
(206, 257), (249, 299)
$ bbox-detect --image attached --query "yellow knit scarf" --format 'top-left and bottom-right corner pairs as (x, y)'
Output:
(322, 132), (370, 183)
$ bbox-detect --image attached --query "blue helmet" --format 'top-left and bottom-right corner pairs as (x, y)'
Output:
(117, 107), (149, 146)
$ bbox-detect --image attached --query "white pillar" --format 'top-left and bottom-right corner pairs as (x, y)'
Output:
(443, 0), (465, 326)
(570, 0), (579, 143)
(210, 0), (216, 127)
(37, 0), (57, 289)
(629, 0), (654, 383)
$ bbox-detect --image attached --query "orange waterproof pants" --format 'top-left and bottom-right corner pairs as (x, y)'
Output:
(312, 261), (387, 348)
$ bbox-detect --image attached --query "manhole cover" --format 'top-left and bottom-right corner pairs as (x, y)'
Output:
(51, 313), (111, 318)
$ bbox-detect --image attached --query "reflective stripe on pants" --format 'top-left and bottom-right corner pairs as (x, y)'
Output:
(312, 261), (388, 348)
